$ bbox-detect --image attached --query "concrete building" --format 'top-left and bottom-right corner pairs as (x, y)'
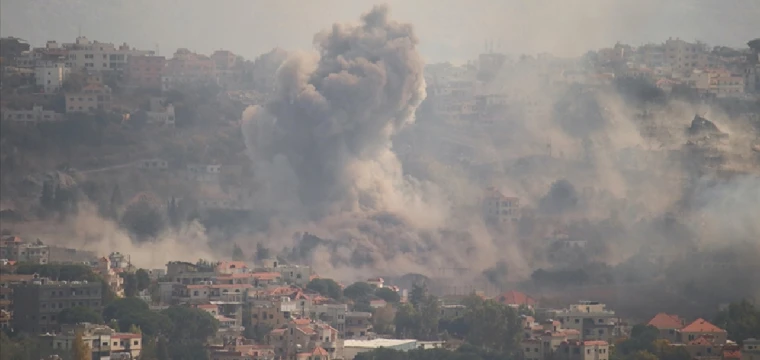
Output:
(187, 164), (222, 183)
(554, 340), (610, 360)
(125, 55), (166, 89)
(679, 318), (727, 345)
(548, 301), (621, 342)
(162, 48), (216, 90)
(137, 158), (169, 170)
(63, 36), (153, 72)
(0, 239), (50, 264)
(12, 279), (103, 334)
(146, 103), (175, 126)
(647, 312), (684, 344)
(39, 323), (142, 359)
(34, 62), (70, 93)
(343, 339), (417, 360)
(0, 274), (37, 330)
(65, 83), (112, 113)
(664, 38), (708, 73)
(742, 338), (760, 360)
(1, 106), (64, 124)
(483, 187), (520, 223)
(267, 319), (342, 360)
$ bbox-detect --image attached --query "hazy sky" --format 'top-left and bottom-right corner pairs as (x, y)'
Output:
(1, 0), (758, 63)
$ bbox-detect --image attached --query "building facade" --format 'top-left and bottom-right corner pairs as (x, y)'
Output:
(1, 106), (64, 124)
(125, 55), (166, 89)
(35, 62), (70, 93)
(65, 83), (112, 113)
(39, 323), (141, 359)
(12, 279), (103, 334)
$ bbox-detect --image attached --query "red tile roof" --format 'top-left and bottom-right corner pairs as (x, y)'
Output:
(681, 318), (725, 333)
(311, 346), (328, 356)
(723, 346), (741, 359)
(647, 313), (683, 329)
(688, 335), (713, 346)
(292, 318), (311, 325)
(497, 290), (537, 306)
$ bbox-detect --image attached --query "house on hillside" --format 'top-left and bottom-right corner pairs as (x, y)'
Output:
(497, 290), (537, 309)
(680, 318), (727, 345)
(647, 312), (684, 343)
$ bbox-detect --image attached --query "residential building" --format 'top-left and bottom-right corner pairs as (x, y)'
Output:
(34, 62), (70, 93)
(146, 103), (175, 126)
(12, 279), (103, 334)
(647, 312), (684, 343)
(212, 50), (240, 88)
(684, 335), (723, 360)
(125, 55), (166, 89)
(664, 38), (708, 73)
(497, 290), (537, 309)
(39, 323), (141, 359)
(94, 257), (124, 298)
(187, 164), (222, 183)
(162, 48), (216, 90)
(209, 342), (276, 360)
(742, 338), (760, 360)
(745, 64), (760, 94)
(0, 239), (50, 264)
(275, 264), (313, 287)
(343, 339), (417, 360)
(366, 278), (384, 288)
(679, 318), (727, 345)
(65, 83), (112, 113)
(548, 301), (621, 342)
(0, 274), (37, 329)
(63, 36), (154, 72)
(313, 302), (348, 336)
(345, 312), (372, 338)
(522, 319), (582, 360)
(266, 318), (342, 360)
(137, 158), (169, 170)
(554, 340), (610, 360)
(483, 187), (520, 223)
(1, 106), (64, 124)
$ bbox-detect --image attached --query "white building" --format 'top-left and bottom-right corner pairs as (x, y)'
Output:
(65, 83), (112, 113)
(64, 36), (153, 72)
(1, 106), (64, 124)
(146, 104), (175, 127)
(186, 164), (222, 183)
(34, 62), (70, 93)
(136, 158), (169, 170)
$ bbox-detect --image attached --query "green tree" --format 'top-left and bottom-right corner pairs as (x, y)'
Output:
(627, 350), (658, 360)
(58, 306), (104, 325)
(72, 331), (92, 360)
(343, 282), (375, 301)
(232, 242), (245, 261)
(243, 323), (273, 343)
(375, 287), (401, 303)
(616, 325), (660, 356)
(394, 302), (420, 339)
(162, 306), (219, 342)
(462, 297), (521, 353)
(121, 272), (138, 297)
(373, 304), (396, 335)
(748, 38), (760, 52)
(103, 297), (150, 321)
(306, 278), (343, 300)
(121, 197), (167, 241)
(109, 184), (123, 219)
(136, 268), (151, 291)
(156, 336), (170, 360)
(713, 299), (760, 344)
(255, 242), (270, 261)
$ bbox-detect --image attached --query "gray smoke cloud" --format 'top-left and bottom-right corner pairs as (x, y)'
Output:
(243, 5), (434, 217)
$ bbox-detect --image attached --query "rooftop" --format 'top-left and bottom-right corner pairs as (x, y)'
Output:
(647, 313), (683, 329)
(344, 339), (417, 349)
(681, 318), (725, 333)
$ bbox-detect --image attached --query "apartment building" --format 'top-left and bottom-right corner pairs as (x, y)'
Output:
(63, 36), (153, 72)
(65, 83), (112, 113)
(742, 338), (760, 360)
(125, 55), (166, 89)
(554, 340), (610, 360)
(34, 62), (70, 93)
(1, 106), (64, 124)
(39, 323), (142, 359)
(547, 301), (621, 342)
(0, 274), (37, 330)
(483, 187), (520, 223)
(664, 38), (709, 73)
(266, 318), (342, 360)
(163, 48), (216, 90)
(12, 279), (103, 334)
(0, 237), (50, 264)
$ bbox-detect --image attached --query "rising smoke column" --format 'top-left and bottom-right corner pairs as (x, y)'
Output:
(243, 5), (427, 218)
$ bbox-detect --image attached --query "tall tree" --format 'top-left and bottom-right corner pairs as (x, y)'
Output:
(72, 331), (92, 360)
(156, 336), (170, 360)
(58, 306), (104, 325)
(232, 243), (245, 261)
(306, 278), (343, 300)
(713, 299), (760, 344)
(121, 272), (138, 297)
(135, 269), (151, 292)
(344, 282), (376, 301)
(109, 184), (124, 219)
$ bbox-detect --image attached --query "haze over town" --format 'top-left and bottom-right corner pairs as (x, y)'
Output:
(0, 1), (759, 360)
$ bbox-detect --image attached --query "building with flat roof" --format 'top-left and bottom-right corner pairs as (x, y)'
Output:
(343, 339), (418, 360)
(39, 323), (142, 359)
(12, 279), (103, 334)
